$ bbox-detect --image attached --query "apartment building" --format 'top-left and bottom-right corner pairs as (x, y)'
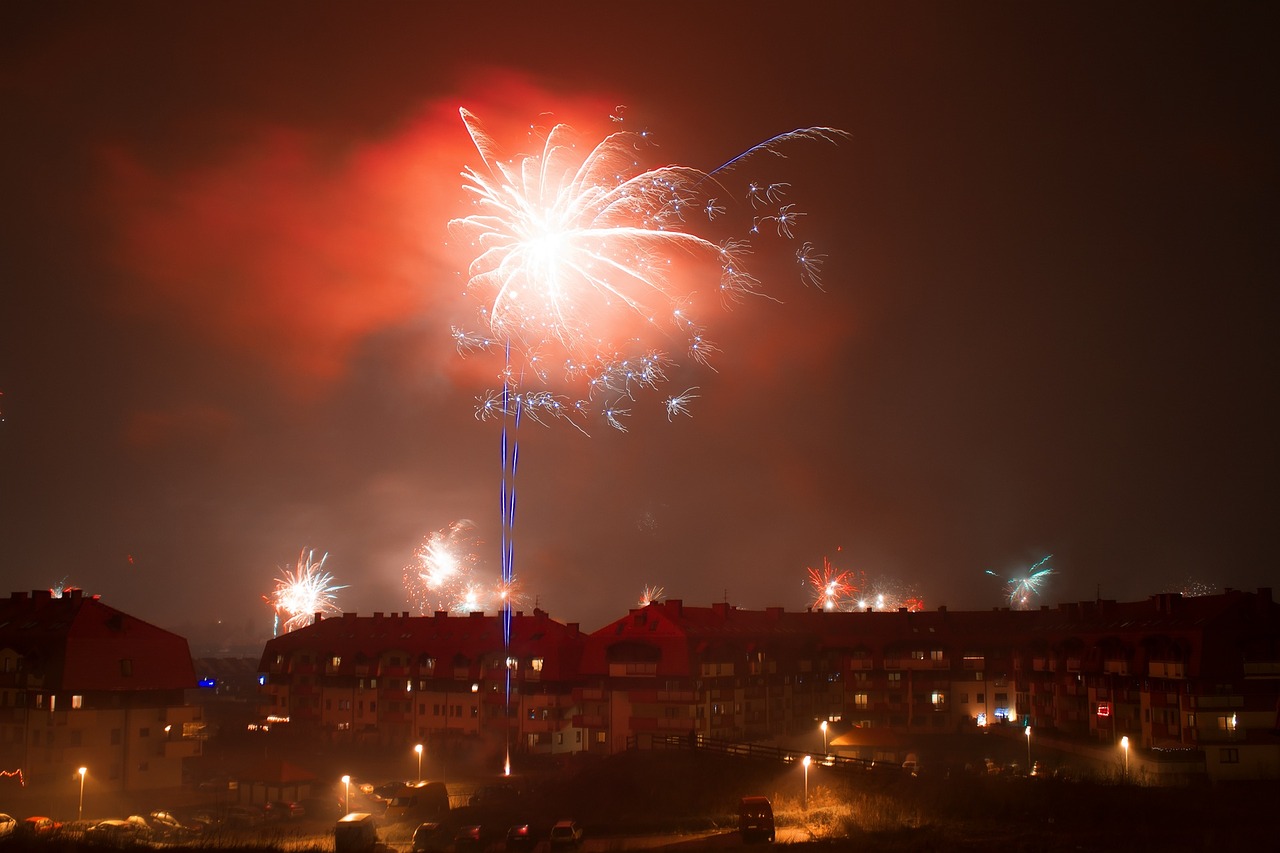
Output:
(255, 588), (1280, 781)
(0, 589), (202, 792)
(257, 608), (587, 755)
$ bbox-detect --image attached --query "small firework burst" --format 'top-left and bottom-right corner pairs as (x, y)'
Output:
(267, 549), (346, 634)
(807, 557), (858, 611)
(986, 555), (1054, 610)
(639, 585), (666, 607)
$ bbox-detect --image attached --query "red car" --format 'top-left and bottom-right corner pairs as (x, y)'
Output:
(22, 816), (61, 835)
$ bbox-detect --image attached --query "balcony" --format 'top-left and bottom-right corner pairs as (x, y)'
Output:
(1103, 660), (1130, 676)
(1148, 661), (1186, 679)
(1244, 661), (1280, 677)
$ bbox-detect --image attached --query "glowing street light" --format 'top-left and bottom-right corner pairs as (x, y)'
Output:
(414, 743), (423, 782)
(1120, 736), (1130, 781)
(1025, 725), (1032, 772)
(802, 755), (811, 810)
(341, 775), (350, 814)
(77, 767), (86, 821)
(820, 720), (828, 754)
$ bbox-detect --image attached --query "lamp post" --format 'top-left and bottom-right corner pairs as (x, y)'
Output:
(415, 743), (423, 782)
(820, 720), (828, 754)
(1025, 725), (1031, 773)
(1120, 736), (1129, 782)
(802, 755), (811, 810)
(341, 775), (350, 814)
(77, 767), (86, 821)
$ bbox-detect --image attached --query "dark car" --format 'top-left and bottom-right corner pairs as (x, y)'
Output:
(468, 784), (519, 809)
(225, 804), (265, 828)
(739, 796), (775, 843)
(506, 823), (536, 852)
(411, 821), (449, 853)
(264, 800), (306, 820)
(454, 824), (487, 853)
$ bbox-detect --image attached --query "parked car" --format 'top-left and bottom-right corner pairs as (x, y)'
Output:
(468, 783), (518, 809)
(549, 820), (583, 849)
(264, 800), (306, 820)
(739, 796), (775, 843)
(411, 820), (449, 853)
(385, 782), (449, 820)
(225, 804), (265, 827)
(21, 816), (62, 836)
(301, 796), (345, 820)
(0, 814), (16, 837)
(187, 809), (223, 831)
(506, 823), (536, 852)
(147, 810), (200, 840)
(454, 824), (487, 853)
(85, 818), (151, 845)
(334, 812), (380, 853)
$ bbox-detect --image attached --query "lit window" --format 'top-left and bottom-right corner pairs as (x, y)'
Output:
(530, 658), (544, 672)
(331, 656), (341, 667)
(854, 693), (868, 708)
(931, 692), (946, 707)
(71, 695), (83, 709)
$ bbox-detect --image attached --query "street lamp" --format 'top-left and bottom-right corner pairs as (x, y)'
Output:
(820, 720), (828, 754)
(1120, 736), (1129, 781)
(77, 767), (86, 821)
(341, 775), (350, 814)
(802, 755), (811, 810)
(414, 743), (423, 782)
(1025, 725), (1031, 772)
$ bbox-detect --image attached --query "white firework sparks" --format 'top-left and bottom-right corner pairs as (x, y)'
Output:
(403, 520), (485, 614)
(638, 584), (666, 607)
(269, 549), (346, 633)
(448, 108), (847, 431)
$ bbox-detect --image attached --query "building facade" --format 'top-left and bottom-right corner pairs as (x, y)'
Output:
(0, 589), (203, 793)
(255, 589), (1280, 781)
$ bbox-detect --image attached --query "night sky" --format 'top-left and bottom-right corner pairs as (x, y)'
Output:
(2, 2), (1277, 652)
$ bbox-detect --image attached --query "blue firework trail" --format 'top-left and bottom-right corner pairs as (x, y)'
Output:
(499, 341), (522, 774)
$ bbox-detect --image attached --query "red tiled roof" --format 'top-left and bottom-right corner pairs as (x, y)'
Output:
(259, 609), (585, 678)
(1, 589), (195, 691)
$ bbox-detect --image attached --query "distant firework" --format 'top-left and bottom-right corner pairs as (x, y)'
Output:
(402, 521), (529, 615)
(807, 557), (856, 611)
(448, 108), (847, 432)
(638, 584), (666, 607)
(403, 520), (484, 614)
(986, 555), (1054, 610)
(853, 577), (925, 613)
(806, 556), (924, 612)
(267, 549), (346, 634)
(1167, 577), (1215, 598)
